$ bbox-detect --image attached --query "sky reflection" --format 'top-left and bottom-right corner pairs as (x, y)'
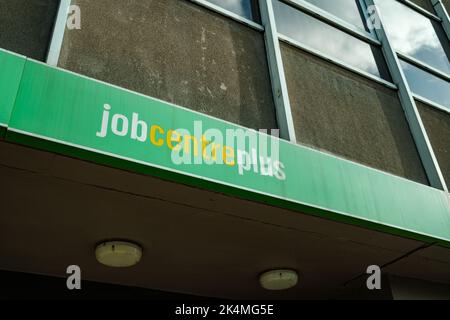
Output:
(274, 0), (390, 80)
(206, 0), (256, 21)
(375, 0), (450, 74)
(301, 0), (366, 30)
(401, 59), (450, 110)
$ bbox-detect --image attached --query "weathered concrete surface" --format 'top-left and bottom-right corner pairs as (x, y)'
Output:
(0, 0), (58, 61)
(410, 0), (435, 12)
(417, 102), (450, 187)
(443, 0), (450, 14)
(58, 0), (277, 130)
(281, 43), (428, 184)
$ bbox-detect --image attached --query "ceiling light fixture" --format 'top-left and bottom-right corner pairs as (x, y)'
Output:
(95, 241), (142, 267)
(259, 269), (298, 290)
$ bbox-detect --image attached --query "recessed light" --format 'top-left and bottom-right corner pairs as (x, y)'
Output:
(259, 269), (298, 290)
(95, 241), (142, 267)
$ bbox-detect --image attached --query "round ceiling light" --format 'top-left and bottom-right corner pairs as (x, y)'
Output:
(95, 241), (142, 268)
(259, 269), (298, 290)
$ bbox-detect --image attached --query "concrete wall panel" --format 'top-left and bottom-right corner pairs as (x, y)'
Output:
(281, 43), (428, 184)
(0, 0), (58, 61)
(417, 101), (450, 187)
(58, 0), (277, 130)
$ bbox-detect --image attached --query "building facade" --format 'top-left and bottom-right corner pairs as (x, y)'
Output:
(1, 0), (450, 299)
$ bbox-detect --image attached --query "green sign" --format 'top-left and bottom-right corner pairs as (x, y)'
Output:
(0, 49), (26, 131)
(3, 55), (450, 246)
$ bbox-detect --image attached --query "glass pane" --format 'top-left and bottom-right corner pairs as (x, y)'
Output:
(274, 0), (391, 80)
(375, 0), (450, 74)
(400, 59), (450, 110)
(205, 0), (258, 21)
(301, 0), (367, 30)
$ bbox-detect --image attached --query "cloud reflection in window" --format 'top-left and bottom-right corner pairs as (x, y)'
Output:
(274, 1), (390, 80)
(375, 0), (450, 74)
(301, 0), (367, 30)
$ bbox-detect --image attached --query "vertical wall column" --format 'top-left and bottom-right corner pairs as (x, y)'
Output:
(363, 0), (448, 190)
(47, 0), (72, 66)
(258, 0), (297, 142)
(432, 0), (450, 40)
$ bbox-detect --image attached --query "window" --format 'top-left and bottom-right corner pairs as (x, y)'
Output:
(205, 0), (259, 21)
(375, 0), (450, 74)
(274, 0), (390, 80)
(301, 0), (368, 30)
(400, 59), (450, 110)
